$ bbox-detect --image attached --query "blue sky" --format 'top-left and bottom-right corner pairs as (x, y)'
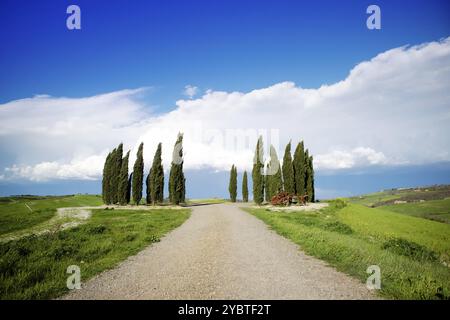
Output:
(1, 0), (449, 105)
(0, 0), (449, 198)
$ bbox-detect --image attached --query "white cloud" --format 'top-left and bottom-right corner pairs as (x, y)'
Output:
(3, 153), (108, 181)
(1, 37), (450, 181)
(315, 147), (388, 170)
(183, 85), (198, 99)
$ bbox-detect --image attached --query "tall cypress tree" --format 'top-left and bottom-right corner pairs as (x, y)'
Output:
(110, 143), (123, 204)
(265, 163), (271, 202)
(282, 141), (294, 194)
(132, 142), (144, 205)
(169, 133), (185, 205)
(304, 148), (310, 197)
(107, 148), (117, 205)
(145, 169), (152, 204)
(149, 143), (164, 205)
(127, 172), (132, 204)
(118, 151), (130, 205)
(169, 166), (174, 204)
(102, 151), (112, 204)
(229, 165), (237, 202)
(308, 155), (315, 202)
(242, 171), (248, 202)
(252, 136), (264, 205)
(268, 145), (283, 200)
(293, 141), (306, 196)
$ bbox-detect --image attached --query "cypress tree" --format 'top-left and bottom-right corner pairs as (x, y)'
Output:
(102, 152), (112, 204)
(304, 148), (310, 197)
(229, 165), (237, 202)
(242, 171), (248, 202)
(112, 143), (123, 204)
(118, 151), (130, 205)
(265, 163), (271, 202)
(127, 172), (132, 204)
(282, 141), (294, 194)
(293, 141), (306, 196)
(132, 142), (144, 205)
(107, 148), (117, 205)
(145, 169), (152, 204)
(181, 176), (186, 203)
(169, 167), (174, 203)
(252, 136), (264, 205)
(268, 145), (283, 199)
(169, 133), (185, 205)
(149, 143), (164, 205)
(308, 155), (315, 202)
(108, 144), (122, 204)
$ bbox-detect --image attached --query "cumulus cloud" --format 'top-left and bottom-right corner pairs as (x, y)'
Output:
(1, 37), (450, 181)
(3, 153), (108, 181)
(315, 147), (388, 170)
(183, 85), (198, 99)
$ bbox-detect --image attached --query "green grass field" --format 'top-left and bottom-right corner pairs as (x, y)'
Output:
(381, 198), (450, 224)
(186, 198), (228, 205)
(0, 208), (190, 299)
(0, 195), (103, 235)
(245, 200), (450, 299)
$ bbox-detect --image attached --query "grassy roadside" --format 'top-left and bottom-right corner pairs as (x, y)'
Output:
(0, 208), (190, 299)
(0, 195), (103, 235)
(244, 201), (450, 299)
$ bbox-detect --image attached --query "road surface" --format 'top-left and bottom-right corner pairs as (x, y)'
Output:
(63, 203), (375, 299)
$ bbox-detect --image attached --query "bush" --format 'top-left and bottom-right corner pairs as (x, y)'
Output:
(48, 241), (79, 259)
(86, 224), (108, 235)
(382, 238), (438, 262)
(323, 221), (353, 234)
(330, 198), (348, 209)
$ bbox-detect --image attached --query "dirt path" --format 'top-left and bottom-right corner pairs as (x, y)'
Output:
(62, 203), (376, 299)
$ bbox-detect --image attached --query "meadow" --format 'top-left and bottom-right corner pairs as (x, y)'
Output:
(245, 198), (450, 299)
(186, 198), (228, 205)
(381, 198), (450, 224)
(0, 204), (190, 299)
(0, 194), (103, 235)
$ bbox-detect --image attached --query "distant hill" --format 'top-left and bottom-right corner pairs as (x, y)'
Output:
(348, 185), (450, 224)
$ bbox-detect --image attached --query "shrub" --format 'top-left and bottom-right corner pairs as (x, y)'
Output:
(48, 243), (78, 259)
(330, 198), (348, 209)
(323, 221), (353, 234)
(86, 224), (108, 235)
(382, 238), (438, 262)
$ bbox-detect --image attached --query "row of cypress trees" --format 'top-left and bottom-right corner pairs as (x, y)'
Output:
(102, 143), (132, 205)
(102, 133), (185, 205)
(228, 165), (249, 203)
(251, 136), (315, 205)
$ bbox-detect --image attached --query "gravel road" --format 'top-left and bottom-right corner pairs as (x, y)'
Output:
(62, 203), (376, 299)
